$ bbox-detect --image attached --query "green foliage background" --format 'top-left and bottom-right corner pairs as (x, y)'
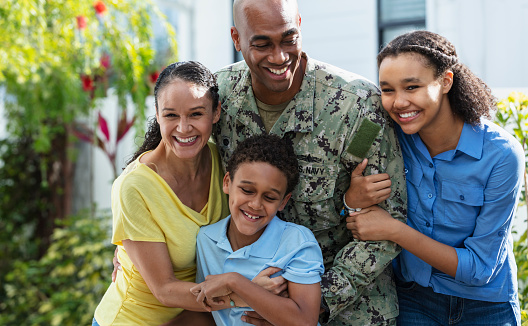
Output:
(0, 210), (114, 326)
(0, 0), (178, 324)
(496, 92), (528, 325)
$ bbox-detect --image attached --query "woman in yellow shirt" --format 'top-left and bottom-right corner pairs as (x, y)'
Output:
(93, 61), (230, 325)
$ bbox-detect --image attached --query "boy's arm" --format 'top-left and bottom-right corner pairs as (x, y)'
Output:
(192, 273), (321, 326)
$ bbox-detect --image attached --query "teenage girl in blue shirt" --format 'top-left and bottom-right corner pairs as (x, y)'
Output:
(346, 31), (523, 325)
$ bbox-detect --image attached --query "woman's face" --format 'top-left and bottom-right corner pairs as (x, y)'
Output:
(378, 53), (453, 135)
(156, 79), (220, 160)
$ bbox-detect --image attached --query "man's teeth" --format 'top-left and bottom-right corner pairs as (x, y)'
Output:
(269, 67), (288, 75)
(176, 136), (197, 143)
(399, 111), (418, 118)
(243, 211), (260, 220)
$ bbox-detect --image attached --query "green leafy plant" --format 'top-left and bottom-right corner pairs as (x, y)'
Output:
(496, 91), (528, 324)
(0, 0), (177, 257)
(0, 209), (114, 326)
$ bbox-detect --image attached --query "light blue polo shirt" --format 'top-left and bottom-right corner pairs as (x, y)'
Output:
(196, 215), (324, 326)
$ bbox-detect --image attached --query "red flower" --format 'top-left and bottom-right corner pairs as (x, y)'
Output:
(81, 75), (94, 92)
(100, 53), (110, 69)
(76, 15), (87, 29)
(149, 71), (160, 84)
(94, 1), (107, 15)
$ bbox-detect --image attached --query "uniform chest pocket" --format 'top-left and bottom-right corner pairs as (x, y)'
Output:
(289, 161), (339, 231)
(441, 181), (483, 227)
(294, 161), (338, 202)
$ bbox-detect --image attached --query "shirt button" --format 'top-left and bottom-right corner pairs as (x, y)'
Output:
(428, 193), (433, 199)
(498, 231), (505, 237)
(459, 195), (465, 200)
(429, 163), (433, 168)
(426, 222), (431, 227)
(330, 285), (338, 293)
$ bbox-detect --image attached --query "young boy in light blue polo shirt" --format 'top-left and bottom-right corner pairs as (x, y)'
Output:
(190, 134), (324, 326)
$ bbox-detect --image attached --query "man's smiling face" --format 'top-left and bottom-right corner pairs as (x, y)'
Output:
(231, 0), (304, 104)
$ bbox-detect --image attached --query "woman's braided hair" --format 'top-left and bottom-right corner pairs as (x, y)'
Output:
(127, 61), (219, 165)
(377, 30), (495, 124)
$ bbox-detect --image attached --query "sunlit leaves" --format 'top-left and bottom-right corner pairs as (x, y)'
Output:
(0, 0), (178, 153)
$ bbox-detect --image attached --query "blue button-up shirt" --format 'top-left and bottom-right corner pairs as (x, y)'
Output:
(394, 120), (524, 303)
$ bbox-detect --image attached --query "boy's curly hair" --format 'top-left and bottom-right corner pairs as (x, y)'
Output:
(226, 134), (299, 195)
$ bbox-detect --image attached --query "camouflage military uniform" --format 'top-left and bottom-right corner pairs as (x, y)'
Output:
(213, 53), (407, 325)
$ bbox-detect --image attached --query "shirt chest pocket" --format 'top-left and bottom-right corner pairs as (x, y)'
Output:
(441, 181), (483, 227)
(290, 161), (339, 231)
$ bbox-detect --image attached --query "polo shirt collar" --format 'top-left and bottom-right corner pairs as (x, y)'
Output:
(203, 215), (286, 258)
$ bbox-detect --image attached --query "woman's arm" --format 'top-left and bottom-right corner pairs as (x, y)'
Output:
(346, 206), (458, 277)
(191, 272), (320, 326)
(123, 240), (229, 311)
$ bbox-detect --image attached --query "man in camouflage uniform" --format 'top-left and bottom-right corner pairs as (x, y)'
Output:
(213, 0), (407, 325)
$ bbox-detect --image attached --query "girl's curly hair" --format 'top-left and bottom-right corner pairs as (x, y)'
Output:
(377, 30), (495, 124)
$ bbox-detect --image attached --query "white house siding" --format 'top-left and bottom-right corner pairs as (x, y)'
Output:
(299, 0), (379, 83)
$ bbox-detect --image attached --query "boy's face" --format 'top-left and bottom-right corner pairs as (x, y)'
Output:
(223, 161), (291, 245)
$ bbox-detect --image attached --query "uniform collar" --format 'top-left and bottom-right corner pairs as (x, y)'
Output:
(221, 52), (315, 138)
(203, 215), (286, 258)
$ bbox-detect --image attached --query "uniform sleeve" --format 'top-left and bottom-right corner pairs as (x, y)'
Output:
(320, 94), (408, 320)
(112, 177), (165, 246)
(282, 239), (325, 285)
(455, 145), (524, 285)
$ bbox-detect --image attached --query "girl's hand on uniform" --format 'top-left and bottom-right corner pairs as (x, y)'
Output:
(346, 205), (397, 241)
(346, 158), (392, 209)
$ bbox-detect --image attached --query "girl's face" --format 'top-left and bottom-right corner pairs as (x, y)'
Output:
(156, 79), (220, 160)
(378, 53), (453, 135)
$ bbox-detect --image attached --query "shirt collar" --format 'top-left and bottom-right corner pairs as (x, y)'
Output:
(221, 52), (315, 137)
(455, 122), (484, 160)
(203, 215), (286, 258)
(408, 122), (483, 161)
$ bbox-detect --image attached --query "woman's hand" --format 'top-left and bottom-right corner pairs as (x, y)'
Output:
(251, 266), (287, 296)
(190, 273), (240, 311)
(346, 205), (399, 241)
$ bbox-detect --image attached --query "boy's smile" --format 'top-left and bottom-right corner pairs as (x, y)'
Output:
(223, 161), (291, 250)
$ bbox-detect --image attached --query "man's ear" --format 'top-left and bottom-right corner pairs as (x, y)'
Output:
(222, 172), (231, 195)
(231, 27), (241, 51)
(278, 193), (292, 211)
(442, 70), (454, 94)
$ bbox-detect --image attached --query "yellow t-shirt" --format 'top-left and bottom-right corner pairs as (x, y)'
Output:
(94, 142), (229, 326)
